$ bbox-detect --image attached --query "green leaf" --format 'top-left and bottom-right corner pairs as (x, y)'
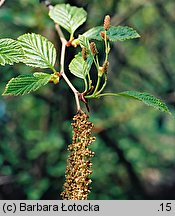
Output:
(117, 91), (170, 113)
(78, 35), (94, 57)
(82, 26), (140, 42)
(106, 26), (140, 41)
(0, 38), (24, 65)
(78, 35), (95, 58)
(18, 33), (56, 69)
(97, 91), (170, 113)
(69, 52), (93, 79)
(75, 36), (94, 79)
(3, 72), (52, 96)
(83, 26), (104, 41)
(78, 35), (91, 49)
(49, 4), (87, 36)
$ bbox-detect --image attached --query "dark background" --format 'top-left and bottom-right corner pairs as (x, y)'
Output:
(0, 0), (175, 199)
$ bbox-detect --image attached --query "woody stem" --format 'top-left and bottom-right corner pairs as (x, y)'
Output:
(54, 24), (81, 112)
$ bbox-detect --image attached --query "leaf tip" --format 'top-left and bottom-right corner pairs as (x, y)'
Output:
(136, 33), (141, 38)
(2, 90), (11, 96)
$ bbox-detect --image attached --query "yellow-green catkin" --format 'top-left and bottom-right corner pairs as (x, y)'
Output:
(61, 111), (95, 200)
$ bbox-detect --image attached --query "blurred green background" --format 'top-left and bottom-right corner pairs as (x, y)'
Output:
(0, 0), (175, 200)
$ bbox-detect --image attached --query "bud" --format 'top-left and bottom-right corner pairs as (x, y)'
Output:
(100, 31), (109, 40)
(50, 73), (60, 84)
(71, 39), (80, 47)
(104, 15), (111, 30)
(53, 77), (59, 84)
(90, 42), (98, 55)
(66, 38), (74, 47)
(102, 61), (109, 73)
(100, 31), (105, 40)
(82, 47), (88, 61)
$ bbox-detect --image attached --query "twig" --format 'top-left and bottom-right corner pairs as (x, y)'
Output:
(55, 24), (66, 44)
(55, 24), (67, 76)
(0, 0), (5, 7)
(62, 73), (81, 111)
(46, 5), (82, 112)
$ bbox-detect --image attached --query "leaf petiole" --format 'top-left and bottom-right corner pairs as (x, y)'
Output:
(95, 73), (108, 95)
(83, 77), (88, 92)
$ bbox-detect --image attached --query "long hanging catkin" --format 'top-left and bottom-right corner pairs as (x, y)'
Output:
(61, 111), (95, 200)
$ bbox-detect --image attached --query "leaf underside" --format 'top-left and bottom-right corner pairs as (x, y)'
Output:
(49, 4), (87, 35)
(0, 38), (24, 65)
(78, 35), (91, 49)
(3, 72), (52, 96)
(18, 33), (56, 69)
(70, 35), (94, 79)
(69, 52), (93, 79)
(118, 91), (170, 113)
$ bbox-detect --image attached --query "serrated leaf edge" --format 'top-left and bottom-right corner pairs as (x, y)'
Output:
(17, 33), (56, 69)
(2, 73), (52, 96)
(0, 38), (24, 66)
